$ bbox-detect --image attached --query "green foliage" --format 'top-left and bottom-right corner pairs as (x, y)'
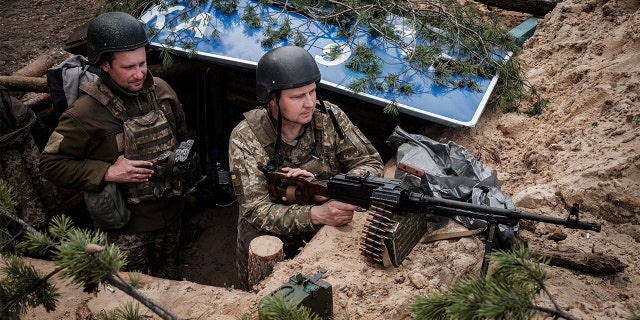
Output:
(127, 271), (143, 288)
(213, 0), (240, 14)
(0, 180), (21, 254)
(0, 185), (176, 318)
(0, 255), (59, 315)
(131, 0), (544, 117)
(383, 101), (400, 117)
(99, 0), (156, 17)
(98, 301), (143, 320)
(408, 242), (571, 320)
(262, 16), (295, 46)
(345, 44), (382, 75)
(258, 291), (322, 320)
(486, 57), (548, 115)
(54, 229), (125, 291)
(242, 5), (262, 28)
(0, 180), (14, 216)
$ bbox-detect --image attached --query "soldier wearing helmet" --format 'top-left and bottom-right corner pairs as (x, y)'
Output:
(229, 46), (383, 290)
(40, 12), (190, 280)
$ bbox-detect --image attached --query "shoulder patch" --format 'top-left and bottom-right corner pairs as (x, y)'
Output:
(43, 131), (64, 154)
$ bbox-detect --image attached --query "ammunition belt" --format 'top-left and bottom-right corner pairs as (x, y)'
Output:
(360, 200), (429, 267)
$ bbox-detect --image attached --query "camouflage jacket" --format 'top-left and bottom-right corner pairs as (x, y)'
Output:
(1, 86), (60, 229)
(228, 101), (383, 235)
(39, 73), (188, 233)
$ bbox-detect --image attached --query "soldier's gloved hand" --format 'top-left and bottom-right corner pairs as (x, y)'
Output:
(310, 200), (359, 227)
(104, 155), (154, 183)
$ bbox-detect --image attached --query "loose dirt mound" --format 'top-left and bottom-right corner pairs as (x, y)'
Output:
(3, 0), (639, 319)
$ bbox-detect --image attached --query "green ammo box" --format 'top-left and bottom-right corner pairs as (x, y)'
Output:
(259, 269), (333, 319)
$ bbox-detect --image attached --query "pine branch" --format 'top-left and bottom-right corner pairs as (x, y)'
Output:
(107, 272), (180, 320)
(0, 256), (62, 314)
(138, 0), (541, 115)
(0, 207), (38, 235)
(0, 178), (179, 319)
(408, 243), (580, 320)
(533, 305), (579, 320)
(0, 229), (25, 253)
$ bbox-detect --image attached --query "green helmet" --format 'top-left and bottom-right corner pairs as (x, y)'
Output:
(256, 46), (321, 104)
(86, 11), (148, 65)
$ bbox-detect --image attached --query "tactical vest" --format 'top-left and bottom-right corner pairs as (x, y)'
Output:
(81, 81), (182, 204)
(244, 102), (344, 178)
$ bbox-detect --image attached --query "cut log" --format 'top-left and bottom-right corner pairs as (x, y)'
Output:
(472, 0), (561, 17)
(534, 247), (628, 275)
(12, 54), (55, 77)
(0, 76), (49, 93)
(248, 235), (284, 288)
(21, 92), (51, 111)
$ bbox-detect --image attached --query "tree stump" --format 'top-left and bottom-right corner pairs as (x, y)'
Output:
(248, 235), (284, 288)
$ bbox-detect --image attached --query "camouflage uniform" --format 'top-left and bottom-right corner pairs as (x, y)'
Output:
(229, 101), (383, 290)
(0, 86), (61, 229)
(40, 72), (188, 279)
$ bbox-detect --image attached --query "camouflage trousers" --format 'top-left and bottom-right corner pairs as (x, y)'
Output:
(107, 222), (182, 280)
(236, 218), (313, 291)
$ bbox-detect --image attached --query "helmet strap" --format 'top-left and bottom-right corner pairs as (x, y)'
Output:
(263, 96), (284, 174)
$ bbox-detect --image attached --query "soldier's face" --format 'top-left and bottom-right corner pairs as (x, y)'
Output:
(100, 47), (148, 92)
(272, 82), (317, 125)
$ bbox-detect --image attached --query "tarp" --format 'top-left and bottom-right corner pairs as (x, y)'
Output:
(386, 126), (518, 247)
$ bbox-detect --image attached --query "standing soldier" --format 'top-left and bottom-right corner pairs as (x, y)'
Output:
(40, 11), (193, 280)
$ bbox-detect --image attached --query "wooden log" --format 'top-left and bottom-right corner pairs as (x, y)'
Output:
(0, 76), (49, 93)
(12, 54), (55, 77)
(534, 247), (628, 275)
(248, 235), (284, 288)
(21, 92), (51, 111)
(472, 0), (561, 17)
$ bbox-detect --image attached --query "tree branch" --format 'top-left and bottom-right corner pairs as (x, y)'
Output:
(106, 273), (180, 320)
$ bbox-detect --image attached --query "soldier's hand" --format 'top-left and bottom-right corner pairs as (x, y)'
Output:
(104, 155), (154, 183)
(280, 167), (313, 178)
(279, 167), (329, 203)
(310, 200), (359, 227)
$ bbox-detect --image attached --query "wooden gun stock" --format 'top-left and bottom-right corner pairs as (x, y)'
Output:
(264, 171), (329, 205)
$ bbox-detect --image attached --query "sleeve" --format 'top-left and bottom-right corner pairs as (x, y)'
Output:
(228, 121), (317, 235)
(39, 112), (111, 192)
(328, 103), (384, 178)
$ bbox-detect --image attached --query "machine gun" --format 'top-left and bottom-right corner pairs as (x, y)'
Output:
(265, 163), (602, 274)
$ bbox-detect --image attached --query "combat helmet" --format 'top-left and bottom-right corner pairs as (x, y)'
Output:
(86, 11), (149, 65)
(256, 46), (321, 104)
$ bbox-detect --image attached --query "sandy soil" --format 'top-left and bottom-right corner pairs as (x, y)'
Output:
(2, 0), (639, 319)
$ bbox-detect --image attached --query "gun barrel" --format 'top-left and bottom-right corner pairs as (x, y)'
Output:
(407, 192), (601, 232)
